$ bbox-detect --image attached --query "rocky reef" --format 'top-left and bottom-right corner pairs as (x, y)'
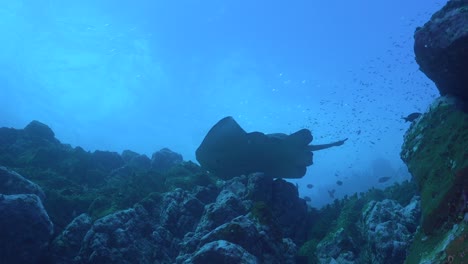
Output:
(0, 121), (312, 263)
(400, 96), (467, 264)
(0, 120), (424, 264)
(399, 0), (468, 263)
(298, 182), (420, 264)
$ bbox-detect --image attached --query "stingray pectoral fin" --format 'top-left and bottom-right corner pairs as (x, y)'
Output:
(286, 128), (313, 146)
(196, 116), (251, 178)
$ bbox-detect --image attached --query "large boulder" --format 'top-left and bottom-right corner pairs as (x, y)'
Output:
(0, 166), (45, 200)
(0, 194), (54, 264)
(121, 150), (151, 170)
(183, 240), (258, 264)
(24, 120), (56, 142)
(50, 213), (93, 264)
(414, 0), (468, 101)
(360, 197), (421, 264)
(401, 96), (467, 234)
(151, 148), (183, 171)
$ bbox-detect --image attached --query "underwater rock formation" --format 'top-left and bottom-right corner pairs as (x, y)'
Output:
(0, 166), (45, 200)
(311, 195), (420, 264)
(400, 96), (468, 263)
(0, 166), (53, 263)
(0, 194), (54, 264)
(414, 0), (468, 101)
(151, 147), (183, 172)
(49, 173), (308, 264)
(360, 197), (420, 264)
(402, 1), (468, 262)
(50, 213), (93, 263)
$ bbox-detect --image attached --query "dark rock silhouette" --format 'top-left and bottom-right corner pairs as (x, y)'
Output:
(414, 0), (468, 102)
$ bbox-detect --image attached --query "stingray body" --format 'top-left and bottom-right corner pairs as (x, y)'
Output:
(196, 116), (314, 179)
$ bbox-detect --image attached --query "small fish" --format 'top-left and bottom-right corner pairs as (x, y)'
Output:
(378, 176), (391, 183)
(328, 189), (336, 199)
(336, 180), (343, 186)
(402, 112), (422, 122)
(303, 196), (312, 202)
(306, 184), (314, 189)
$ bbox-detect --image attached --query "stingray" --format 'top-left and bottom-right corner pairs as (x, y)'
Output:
(196, 116), (347, 179)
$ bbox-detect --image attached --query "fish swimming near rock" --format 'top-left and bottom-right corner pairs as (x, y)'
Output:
(378, 176), (391, 183)
(196, 116), (314, 179)
(402, 112), (422, 122)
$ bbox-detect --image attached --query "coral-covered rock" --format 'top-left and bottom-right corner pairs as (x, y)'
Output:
(77, 205), (154, 264)
(192, 215), (297, 264)
(183, 240), (258, 264)
(196, 189), (248, 233)
(315, 227), (357, 264)
(50, 213), (93, 264)
(121, 150), (151, 170)
(24, 120), (56, 142)
(401, 96), (468, 234)
(401, 96), (468, 263)
(414, 0), (468, 101)
(151, 148), (183, 171)
(0, 166), (45, 200)
(360, 197), (421, 264)
(65, 173), (307, 263)
(91, 150), (124, 171)
(0, 194), (54, 264)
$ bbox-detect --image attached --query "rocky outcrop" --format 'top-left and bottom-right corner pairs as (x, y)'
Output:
(121, 150), (151, 170)
(0, 121), (214, 232)
(0, 194), (54, 264)
(401, 96), (467, 234)
(360, 197), (420, 264)
(401, 96), (468, 263)
(0, 166), (45, 200)
(50, 213), (93, 264)
(52, 173), (308, 264)
(414, 0), (468, 101)
(183, 240), (257, 264)
(0, 165), (53, 264)
(151, 147), (183, 171)
(312, 196), (420, 264)
(402, 1), (468, 262)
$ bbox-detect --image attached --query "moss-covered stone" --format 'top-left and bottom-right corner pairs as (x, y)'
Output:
(297, 239), (320, 264)
(0, 121), (216, 233)
(251, 201), (273, 225)
(401, 98), (468, 234)
(299, 180), (419, 263)
(405, 222), (467, 264)
(401, 97), (468, 263)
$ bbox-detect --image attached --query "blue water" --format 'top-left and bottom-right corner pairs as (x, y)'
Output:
(0, 0), (446, 206)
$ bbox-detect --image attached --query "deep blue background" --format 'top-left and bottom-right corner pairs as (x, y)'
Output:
(0, 0), (446, 206)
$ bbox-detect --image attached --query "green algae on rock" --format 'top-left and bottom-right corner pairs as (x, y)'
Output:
(401, 96), (468, 234)
(401, 96), (468, 263)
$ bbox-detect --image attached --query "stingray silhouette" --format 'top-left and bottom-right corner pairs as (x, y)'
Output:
(196, 116), (347, 179)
